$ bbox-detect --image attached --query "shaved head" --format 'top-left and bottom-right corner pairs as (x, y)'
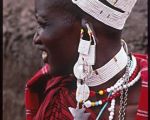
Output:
(35, 0), (82, 21)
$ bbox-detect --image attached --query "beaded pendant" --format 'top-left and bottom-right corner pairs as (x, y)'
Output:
(76, 83), (90, 103)
(68, 107), (91, 120)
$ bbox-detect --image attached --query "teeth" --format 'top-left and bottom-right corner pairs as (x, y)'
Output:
(42, 51), (48, 59)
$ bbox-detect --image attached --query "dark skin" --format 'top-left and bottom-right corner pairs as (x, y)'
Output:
(33, 0), (141, 119)
(34, 1), (81, 76)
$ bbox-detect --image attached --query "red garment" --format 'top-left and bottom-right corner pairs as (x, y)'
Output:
(25, 54), (148, 120)
(133, 53), (148, 120)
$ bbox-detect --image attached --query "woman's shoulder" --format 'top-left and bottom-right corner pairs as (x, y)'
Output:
(132, 53), (148, 119)
(26, 64), (50, 88)
(133, 53), (148, 81)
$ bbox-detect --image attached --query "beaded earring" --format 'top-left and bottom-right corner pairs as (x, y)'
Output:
(69, 23), (97, 120)
(82, 23), (96, 66)
(73, 23), (96, 79)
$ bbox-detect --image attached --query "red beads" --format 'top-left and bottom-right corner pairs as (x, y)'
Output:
(129, 64), (139, 82)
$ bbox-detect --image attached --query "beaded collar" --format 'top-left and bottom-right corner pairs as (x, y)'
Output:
(85, 46), (128, 87)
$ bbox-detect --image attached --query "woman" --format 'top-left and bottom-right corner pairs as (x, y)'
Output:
(25, 0), (148, 120)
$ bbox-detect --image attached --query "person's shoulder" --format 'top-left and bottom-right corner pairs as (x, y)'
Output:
(133, 53), (148, 82)
(133, 53), (148, 71)
(133, 53), (148, 61)
(26, 64), (50, 87)
(133, 53), (148, 119)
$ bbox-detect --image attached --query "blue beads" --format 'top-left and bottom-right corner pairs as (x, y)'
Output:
(95, 102), (99, 106)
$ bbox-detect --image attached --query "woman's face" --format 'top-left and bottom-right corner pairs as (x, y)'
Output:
(34, 0), (81, 76)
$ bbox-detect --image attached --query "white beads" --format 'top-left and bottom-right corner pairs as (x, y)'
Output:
(123, 85), (127, 89)
(109, 115), (113, 120)
(106, 71), (141, 95)
(98, 100), (102, 105)
(108, 107), (112, 111)
(116, 87), (120, 91)
(119, 86), (122, 90)
(84, 100), (103, 108)
(83, 55), (140, 120)
(107, 88), (111, 92)
(104, 55), (138, 94)
(110, 111), (114, 116)
(108, 99), (116, 120)
(114, 84), (117, 89)
(84, 100), (92, 108)
(111, 99), (115, 104)
(107, 55), (138, 120)
(110, 86), (115, 91)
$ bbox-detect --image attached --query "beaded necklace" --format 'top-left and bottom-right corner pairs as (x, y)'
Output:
(69, 24), (140, 120)
(85, 55), (141, 120)
(82, 55), (140, 108)
(85, 46), (128, 87)
(71, 54), (141, 120)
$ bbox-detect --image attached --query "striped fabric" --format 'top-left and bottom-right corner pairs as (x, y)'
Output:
(25, 53), (148, 120)
(134, 53), (148, 120)
(25, 64), (50, 120)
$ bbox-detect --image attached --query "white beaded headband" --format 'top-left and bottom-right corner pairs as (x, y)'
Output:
(72, 0), (137, 30)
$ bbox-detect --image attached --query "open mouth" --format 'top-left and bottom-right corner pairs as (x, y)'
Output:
(42, 51), (48, 63)
(34, 45), (48, 63)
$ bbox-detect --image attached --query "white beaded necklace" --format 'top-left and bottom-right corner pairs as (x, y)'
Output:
(82, 55), (141, 120)
(85, 46), (128, 87)
(83, 55), (139, 108)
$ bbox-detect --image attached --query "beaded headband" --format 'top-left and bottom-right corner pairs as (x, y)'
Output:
(72, 0), (137, 30)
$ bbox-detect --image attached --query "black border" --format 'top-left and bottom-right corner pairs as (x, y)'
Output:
(1, 0), (3, 119)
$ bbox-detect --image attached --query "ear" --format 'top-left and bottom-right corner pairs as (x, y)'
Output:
(81, 19), (94, 33)
(81, 19), (90, 40)
(81, 18), (88, 29)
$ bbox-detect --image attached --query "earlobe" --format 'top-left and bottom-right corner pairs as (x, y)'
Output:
(81, 18), (88, 29)
(81, 19), (98, 43)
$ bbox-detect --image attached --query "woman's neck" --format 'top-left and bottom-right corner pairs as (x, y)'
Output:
(93, 36), (122, 69)
(91, 36), (126, 91)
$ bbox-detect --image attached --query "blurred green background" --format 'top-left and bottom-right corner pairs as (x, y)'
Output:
(3, 0), (147, 120)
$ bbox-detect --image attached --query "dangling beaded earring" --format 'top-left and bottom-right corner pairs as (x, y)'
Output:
(73, 23), (96, 79)
(69, 23), (97, 120)
(83, 23), (96, 66)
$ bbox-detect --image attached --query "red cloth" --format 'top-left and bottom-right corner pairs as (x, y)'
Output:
(133, 53), (148, 120)
(25, 54), (148, 120)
